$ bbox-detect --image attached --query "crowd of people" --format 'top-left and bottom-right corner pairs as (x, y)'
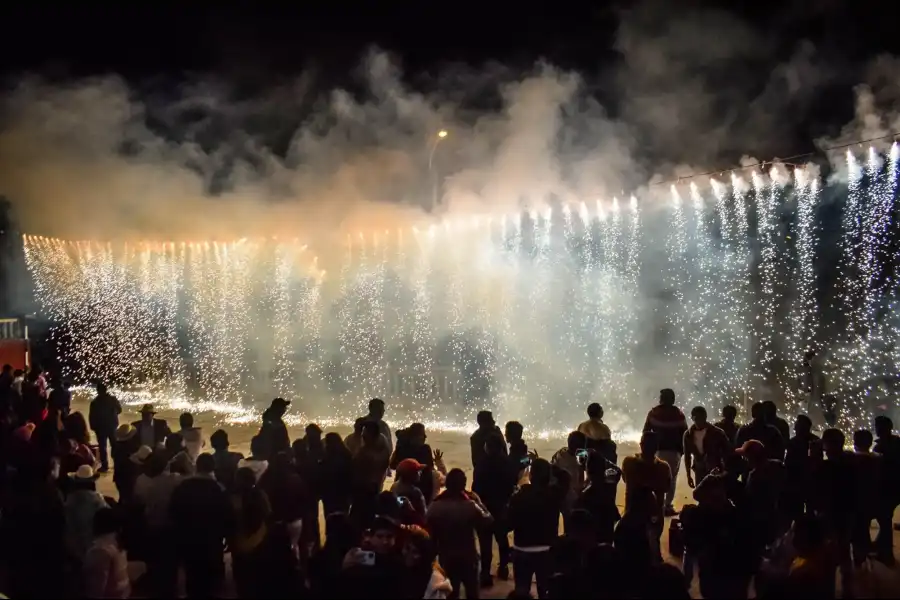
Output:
(0, 364), (897, 599)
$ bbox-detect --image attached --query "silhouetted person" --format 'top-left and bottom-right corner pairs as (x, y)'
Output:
(470, 410), (505, 471)
(472, 433), (516, 585)
(736, 401), (785, 461)
(237, 434), (270, 481)
(390, 422), (435, 504)
(762, 400), (790, 443)
(578, 402), (612, 449)
(851, 429), (880, 567)
(49, 377), (72, 416)
(357, 398), (392, 456)
(259, 451), (308, 560)
(505, 420), (529, 480)
(83, 508), (131, 599)
(320, 432), (354, 516)
(622, 431), (671, 558)
(642, 388), (686, 515)
(574, 448), (622, 543)
(873, 415), (900, 564)
(508, 458), (564, 599)
(818, 428), (856, 593)
(351, 420), (391, 529)
(737, 439), (785, 556)
(89, 382), (121, 472)
(259, 397), (291, 459)
(783, 414), (819, 523)
(170, 453), (231, 598)
(427, 468), (492, 600)
(131, 404), (171, 448)
(715, 404), (740, 447)
(683, 406), (731, 489)
(210, 428), (244, 491)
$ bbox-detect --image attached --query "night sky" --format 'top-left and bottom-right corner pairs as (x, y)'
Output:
(2, 0), (899, 166)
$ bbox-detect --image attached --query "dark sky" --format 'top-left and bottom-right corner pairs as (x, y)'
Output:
(1, 1), (899, 193)
(2, 2), (897, 85)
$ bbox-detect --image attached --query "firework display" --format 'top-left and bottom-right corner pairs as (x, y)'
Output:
(23, 149), (900, 433)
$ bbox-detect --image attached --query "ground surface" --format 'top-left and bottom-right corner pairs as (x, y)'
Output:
(74, 399), (900, 598)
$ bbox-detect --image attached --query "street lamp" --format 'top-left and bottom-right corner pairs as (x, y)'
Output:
(428, 130), (448, 212)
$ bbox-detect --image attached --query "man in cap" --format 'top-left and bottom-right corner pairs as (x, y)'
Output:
(259, 397), (291, 459)
(131, 404), (171, 449)
(89, 382), (122, 472)
(390, 458), (428, 517)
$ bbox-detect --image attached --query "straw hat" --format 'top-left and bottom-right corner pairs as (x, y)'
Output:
(130, 445), (153, 464)
(115, 423), (137, 442)
(70, 464), (99, 482)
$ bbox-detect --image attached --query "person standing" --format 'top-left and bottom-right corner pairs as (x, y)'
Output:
(426, 468), (493, 600)
(357, 398), (392, 456)
(472, 433), (517, 585)
(642, 389), (687, 516)
(49, 378), (72, 416)
(131, 404), (171, 449)
(783, 415), (819, 523)
(873, 415), (900, 565)
(683, 406), (731, 489)
(714, 405), (740, 448)
(578, 403), (612, 450)
(259, 398), (291, 459)
(507, 459), (565, 599)
(89, 382), (122, 473)
(470, 410), (506, 471)
(622, 431), (672, 556)
(736, 402), (785, 461)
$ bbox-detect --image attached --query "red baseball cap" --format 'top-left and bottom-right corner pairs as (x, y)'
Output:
(736, 439), (766, 460)
(397, 458), (426, 477)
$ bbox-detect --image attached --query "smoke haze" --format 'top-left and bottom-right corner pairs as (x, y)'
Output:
(1, 3), (898, 244)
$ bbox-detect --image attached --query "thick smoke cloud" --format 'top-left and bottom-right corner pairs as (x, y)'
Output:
(6, 3), (900, 431)
(1, 4), (898, 241)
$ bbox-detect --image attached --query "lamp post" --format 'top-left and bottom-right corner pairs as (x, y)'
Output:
(428, 129), (448, 212)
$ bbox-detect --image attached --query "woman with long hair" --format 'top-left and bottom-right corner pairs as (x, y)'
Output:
(399, 526), (452, 599)
(320, 432), (354, 516)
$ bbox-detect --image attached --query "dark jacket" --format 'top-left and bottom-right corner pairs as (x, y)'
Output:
(771, 417), (790, 444)
(472, 453), (518, 515)
(683, 424), (732, 471)
(320, 451), (354, 509)
(169, 474), (232, 543)
(49, 387), (72, 415)
(508, 483), (564, 548)
(89, 393), (122, 433)
(470, 425), (506, 469)
(784, 432), (820, 475)
(131, 418), (171, 447)
(714, 420), (740, 448)
(259, 407), (290, 458)
(736, 420), (785, 461)
(259, 468), (308, 523)
(212, 450), (244, 492)
(643, 405), (688, 453)
(426, 490), (493, 561)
